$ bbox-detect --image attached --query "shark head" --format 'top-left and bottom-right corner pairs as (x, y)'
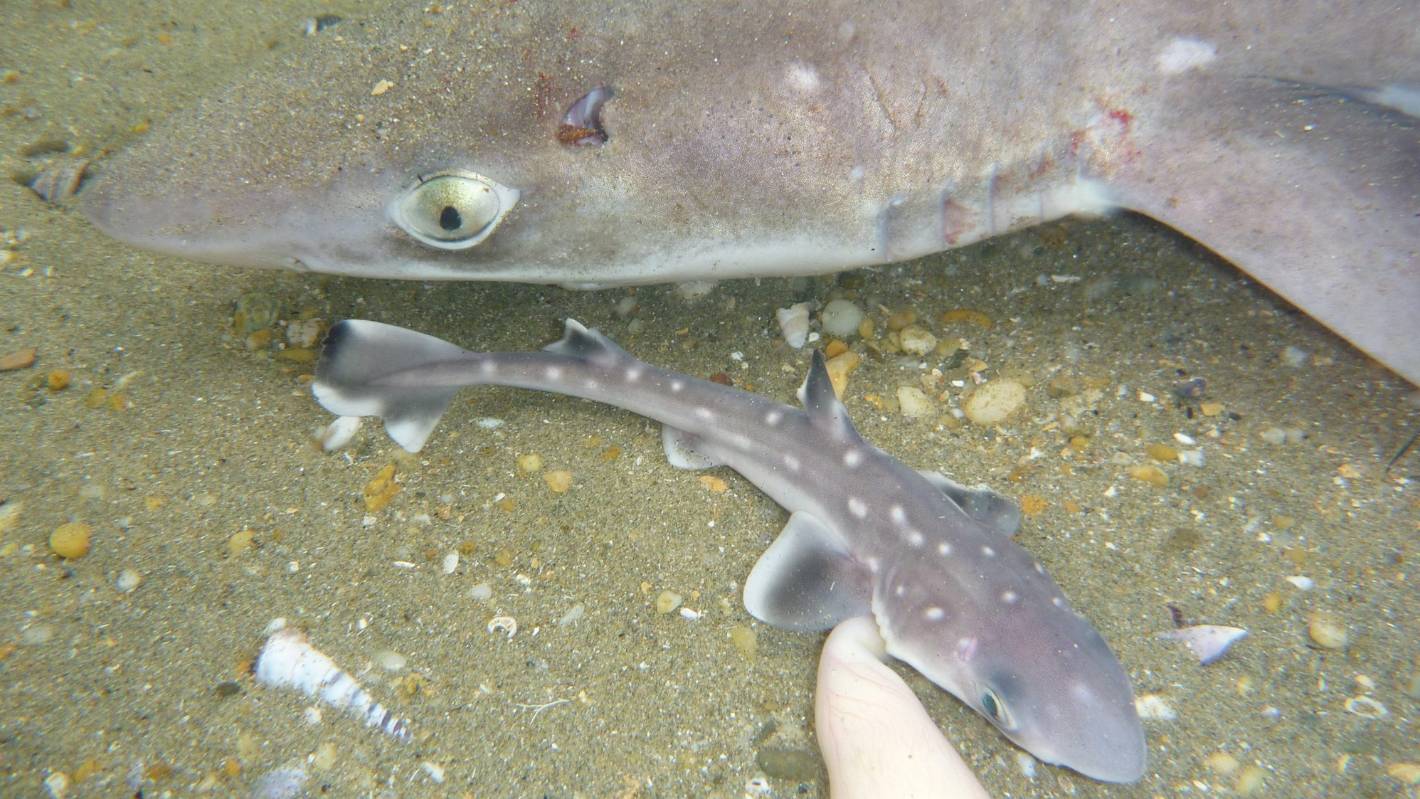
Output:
(876, 538), (1146, 783)
(81, 3), (895, 286)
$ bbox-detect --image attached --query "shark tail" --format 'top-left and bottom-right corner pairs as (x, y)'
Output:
(313, 320), (470, 452)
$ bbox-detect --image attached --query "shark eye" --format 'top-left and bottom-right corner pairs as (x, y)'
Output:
(979, 688), (1016, 730)
(390, 170), (520, 250)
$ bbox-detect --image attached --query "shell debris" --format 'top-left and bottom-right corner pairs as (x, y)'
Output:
(252, 625), (411, 742)
(1159, 624), (1248, 665)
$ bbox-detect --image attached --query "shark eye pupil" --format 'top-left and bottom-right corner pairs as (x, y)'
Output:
(980, 690), (1001, 720)
(389, 170), (520, 251)
(438, 205), (462, 231)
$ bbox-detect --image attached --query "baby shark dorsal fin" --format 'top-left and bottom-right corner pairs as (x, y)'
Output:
(918, 470), (1022, 536)
(541, 318), (630, 366)
(796, 351), (856, 438)
(743, 511), (870, 632)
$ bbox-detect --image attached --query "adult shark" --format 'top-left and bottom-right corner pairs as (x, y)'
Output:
(81, 1), (1419, 383)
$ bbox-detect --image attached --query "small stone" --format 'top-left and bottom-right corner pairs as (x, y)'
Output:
(543, 469), (573, 493)
(115, 568), (142, 593)
(373, 650), (407, 671)
(0, 347), (37, 371)
(729, 625), (757, 659)
(820, 299), (864, 338)
(46, 370), (70, 391)
(1235, 764), (1266, 795)
(1260, 427), (1288, 445)
(896, 385), (934, 418)
(939, 308), (993, 329)
(1262, 591), (1282, 613)
(962, 379), (1026, 426)
(655, 590), (683, 614)
(1146, 443), (1178, 462)
(824, 350), (861, 398)
(1199, 401), (1224, 417)
(43, 772), (70, 799)
(310, 742), (339, 771)
(1205, 752), (1239, 775)
(1307, 610), (1348, 649)
(227, 528), (256, 556)
(898, 325), (937, 356)
(885, 308), (916, 331)
(49, 522), (92, 559)
(363, 463), (401, 512)
(755, 748), (820, 782)
(698, 475), (728, 493)
(371, 79), (395, 96)
(1127, 464), (1169, 487)
(516, 453), (544, 474)
(1387, 763), (1420, 785)
(441, 551), (459, 574)
(1134, 693), (1176, 720)
(1281, 345), (1309, 367)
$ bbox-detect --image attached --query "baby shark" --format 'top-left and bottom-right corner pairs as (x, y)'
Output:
(312, 319), (1147, 782)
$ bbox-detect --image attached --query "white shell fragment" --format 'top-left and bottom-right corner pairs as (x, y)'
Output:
(318, 415), (362, 451)
(253, 626), (411, 742)
(1159, 624), (1248, 665)
(776, 301), (812, 349)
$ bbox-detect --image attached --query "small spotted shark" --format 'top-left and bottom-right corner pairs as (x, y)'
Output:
(313, 319), (1147, 782)
(82, 2), (1419, 384)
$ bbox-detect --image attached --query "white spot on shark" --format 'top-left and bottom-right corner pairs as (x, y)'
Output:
(1156, 37), (1217, 74)
(1052, 596), (1066, 608)
(866, 556), (880, 574)
(924, 606), (945, 621)
(783, 454), (801, 472)
(765, 409), (782, 426)
(937, 542), (952, 556)
(1034, 561), (1045, 574)
(695, 407), (714, 421)
(625, 366), (642, 382)
(981, 545), (996, 557)
(843, 449), (863, 467)
(848, 498), (868, 518)
(889, 505), (906, 524)
(955, 637), (978, 662)
(481, 360), (496, 375)
(1001, 590), (1019, 604)
(584, 379), (599, 391)
(670, 380), (684, 392)
(895, 584), (906, 597)
(545, 366), (562, 380)
(784, 61), (821, 94)
(907, 530), (924, 547)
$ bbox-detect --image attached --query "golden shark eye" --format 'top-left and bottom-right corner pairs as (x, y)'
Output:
(390, 170), (519, 250)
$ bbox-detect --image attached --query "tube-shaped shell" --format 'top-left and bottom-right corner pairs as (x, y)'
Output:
(253, 626), (411, 742)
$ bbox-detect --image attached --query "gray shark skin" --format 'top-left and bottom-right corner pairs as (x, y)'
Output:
(312, 318), (1148, 782)
(80, 2), (1420, 384)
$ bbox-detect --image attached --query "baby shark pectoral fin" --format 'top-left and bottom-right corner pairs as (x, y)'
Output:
(313, 320), (467, 453)
(744, 512), (870, 632)
(918, 470), (1022, 535)
(661, 425), (724, 470)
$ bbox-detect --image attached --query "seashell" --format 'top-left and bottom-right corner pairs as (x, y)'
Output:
(253, 626), (411, 742)
(1159, 624), (1247, 665)
(25, 157), (90, 204)
(776, 301), (812, 349)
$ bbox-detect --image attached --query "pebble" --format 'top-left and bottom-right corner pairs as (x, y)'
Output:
(1307, 611), (1348, 649)
(251, 767), (308, 799)
(1134, 692), (1177, 720)
(543, 469), (573, 493)
(896, 385), (934, 418)
(1343, 695), (1387, 719)
(21, 623), (54, 645)
(1204, 751), (1240, 775)
(730, 625), (757, 659)
(115, 568), (142, 593)
(43, 772), (70, 799)
(310, 741), (339, 771)
(318, 416), (361, 451)
(469, 582), (493, 601)
(227, 529), (256, 557)
(1281, 345), (1309, 368)
(517, 453), (543, 474)
(824, 350), (861, 398)
(441, 551), (459, 574)
(1260, 426), (1305, 445)
(755, 747), (820, 782)
(373, 650), (407, 671)
(363, 463), (401, 512)
(820, 299), (864, 338)
(962, 379), (1026, 426)
(1387, 763), (1420, 785)
(655, 590), (683, 614)
(49, 521), (92, 559)
(1146, 443), (1178, 462)
(898, 325), (937, 356)
(1127, 464), (1169, 487)
(939, 308), (993, 329)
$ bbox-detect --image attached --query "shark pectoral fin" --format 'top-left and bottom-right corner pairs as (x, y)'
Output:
(918, 470), (1022, 535)
(1116, 76), (1420, 384)
(312, 320), (465, 453)
(744, 512), (869, 632)
(797, 351), (857, 437)
(661, 425), (724, 469)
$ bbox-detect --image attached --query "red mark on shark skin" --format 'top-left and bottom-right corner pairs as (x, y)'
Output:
(941, 197), (975, 245)
(1068, 103), (1142, 177)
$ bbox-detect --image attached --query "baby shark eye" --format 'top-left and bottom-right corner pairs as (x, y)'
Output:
(979, 687), (1017, 731)
(389, 170), (520, 250)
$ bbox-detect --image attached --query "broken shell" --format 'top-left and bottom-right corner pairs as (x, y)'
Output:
(253, 625), (411, 742)
(776, 302), (811, 349)
(25, 157), (90, 204)
(487, 615), (518, 637)
(1344, 695), (1388, 719)
(1159, 624), (1248, 665)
